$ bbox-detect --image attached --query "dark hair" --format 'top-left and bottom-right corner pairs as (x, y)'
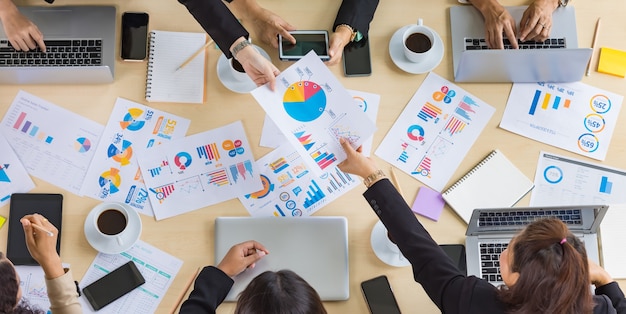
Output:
(498, 218), (593, 314)
(234, 270), (327, 314)
(0, 253), (44, 314)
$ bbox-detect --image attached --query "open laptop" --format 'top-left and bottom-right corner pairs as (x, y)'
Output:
(0, 6), (116, 84)
(450, 6), (592, 83)
(214, 216), (349, 301)
(465, 204), (608, 286)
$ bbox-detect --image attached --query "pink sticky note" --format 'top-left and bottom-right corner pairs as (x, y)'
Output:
(411, 186), (445, 221)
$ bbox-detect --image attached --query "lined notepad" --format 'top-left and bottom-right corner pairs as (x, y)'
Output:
(146, 30), (208, 103)
(442, 150), (534, 224)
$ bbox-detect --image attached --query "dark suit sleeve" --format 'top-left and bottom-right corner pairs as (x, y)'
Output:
(363, 179), (504, 313)
(333, 0), (379, 36)
(178, 0), (249, 57)
(179, 266), (234, 314)
(595, 282), (626, 313)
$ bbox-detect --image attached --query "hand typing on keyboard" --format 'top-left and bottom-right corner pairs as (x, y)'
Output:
(0, 0), (47, 51)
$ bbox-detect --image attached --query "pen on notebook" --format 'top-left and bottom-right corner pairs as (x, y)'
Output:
(586, 17), (601, 76)
(175, 40), (213, 73)
(31, 223), (54, 237)
(389, 167), (404, 200)
(170, 266), (202, 313)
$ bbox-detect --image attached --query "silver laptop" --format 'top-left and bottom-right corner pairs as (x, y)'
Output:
(465, 205), (608, 286)
(0, 6), (116, 84)
(214, 216), (349, 301)
(450, 6), (592, 83)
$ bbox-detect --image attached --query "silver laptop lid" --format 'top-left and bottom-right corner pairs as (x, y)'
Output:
(0, 6), (116, 84)
(214, 216), (349, 301)
(466, 205), (608, 236)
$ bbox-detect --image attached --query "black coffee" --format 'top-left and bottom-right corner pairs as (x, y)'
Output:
(405, 33), (432, 53)
(231, 59), (245, 73)
(97, 209), (127, 235)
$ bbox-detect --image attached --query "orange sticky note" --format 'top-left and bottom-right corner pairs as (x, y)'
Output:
(597, 47), (626, 78)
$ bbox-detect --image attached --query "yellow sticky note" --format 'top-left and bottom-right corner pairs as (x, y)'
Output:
(597, 47), (626, 78)
(0, 215), (6, 230)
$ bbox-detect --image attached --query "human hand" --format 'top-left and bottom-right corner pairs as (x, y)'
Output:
(479, 3), (518, 49)
(337, 138), (378, 178)
(588, 259), (613, 287)
(248, 6), (296, 49)
(327, 27), (352, 66)
(519, 0), (558, 42)
(217, 241), (269, 278)
(234, 41), (280, 90)
(20, 214), (64, 279)
(0, 4), (46, 51)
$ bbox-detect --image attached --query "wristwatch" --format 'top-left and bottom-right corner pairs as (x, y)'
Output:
(231, 39), (251, 59)
(363, 170), (386, 188)
(336, 24), (363, 42)
(558, 0), (569, 7)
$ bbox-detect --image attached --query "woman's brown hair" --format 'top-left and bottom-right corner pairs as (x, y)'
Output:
(499, 218), (593, 314)
(234, 270), (327, 314)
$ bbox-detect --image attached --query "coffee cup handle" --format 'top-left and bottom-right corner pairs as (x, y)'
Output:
(116, 236), (124, 246)
(418, 18), (423, 26)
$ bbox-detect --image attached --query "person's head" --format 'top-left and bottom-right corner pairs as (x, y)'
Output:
(235, 270), (327, 314)
(0, 252), (21, 313)
(498, 218), (593, 314)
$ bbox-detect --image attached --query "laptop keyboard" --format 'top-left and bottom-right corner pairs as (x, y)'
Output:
(479, 242), (508, 283)
(478, 209), (582, 227)
(464, 37), (566, 50)
(0, 39), (103, 67)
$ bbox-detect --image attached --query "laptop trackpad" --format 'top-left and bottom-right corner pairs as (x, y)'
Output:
(33, 10), (71, 37)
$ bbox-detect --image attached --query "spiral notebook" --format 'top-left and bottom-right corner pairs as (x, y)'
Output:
(442, 149), (534, 224)
(146, 30), (208, 103)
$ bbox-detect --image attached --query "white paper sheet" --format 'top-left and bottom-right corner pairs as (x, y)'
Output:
(251, 51), (376, 175)
(239, 143), (359, 217)
(375, 72), (495, 192)
(0, 90), (103, 195)
(260, 89), (380, 157)
(80, 98), (190, 217)
(78, 240), (183, 313)
(16, 264), (69, 312)
(137, 120), (262, 220)
(0, 133), (35, 206)
(500, 82), (623, 160)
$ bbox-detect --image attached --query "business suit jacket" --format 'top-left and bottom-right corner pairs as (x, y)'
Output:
(179, 266), (233, 314)
(363, 179), (626, 314)
(178, 0), (379, 58)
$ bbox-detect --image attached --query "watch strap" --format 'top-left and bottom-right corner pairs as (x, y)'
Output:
(363, 170), (387, 188)
(231, 39), (251, 59)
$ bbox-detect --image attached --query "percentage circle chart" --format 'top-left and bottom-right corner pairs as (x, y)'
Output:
(74, 137), (91, 153)
(578, 133), (599, 153)
(584, 114), (606, 133)
(543, 165), (563, 184)
(283, 81), (326, 122)
(589, 94), (611, 114)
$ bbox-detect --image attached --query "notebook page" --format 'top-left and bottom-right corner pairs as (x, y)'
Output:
(442, 150), (534, 224)
(600, 203), (626, 279)
(146, 30), (207, 103)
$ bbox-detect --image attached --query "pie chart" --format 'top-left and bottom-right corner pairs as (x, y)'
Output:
(120, 108), (145, 131)
(74, 137), (91, 153)
(283, 81), (326, 122)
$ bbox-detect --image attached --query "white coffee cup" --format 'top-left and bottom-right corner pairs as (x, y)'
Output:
(402, 18), (435, 63)
(89, 202), (133, 247)
(229, 57), (249, 82)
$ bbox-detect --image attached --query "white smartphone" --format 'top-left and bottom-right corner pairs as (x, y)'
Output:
(278, 30), (330, 61)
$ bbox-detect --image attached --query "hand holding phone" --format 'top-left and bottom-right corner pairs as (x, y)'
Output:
(121, 12), (149, 61)
(279, 30), (330, 61)
(361, 275), (402, 314)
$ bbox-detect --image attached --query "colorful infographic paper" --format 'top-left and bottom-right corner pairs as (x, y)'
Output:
(80, 98), (190, 217)
(260, 89), (380, 157)
(251, 51), (376, 174)
(530, 151), (626, 206)
(239, 143), (359, 217)
(500, 82), (623, 160)
(0, 133), (35, 206)
(16, 264), (70, 312)
(375, 72), (495, 192)
(0, 90), (103, 195)
(137, 121), (262, 220)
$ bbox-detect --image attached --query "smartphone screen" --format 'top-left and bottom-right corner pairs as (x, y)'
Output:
(440, 244), (467, 275)
(279, 31), (329, 60)
(343, 38), (372, 76)
(121, 12), (149, 61)
(361, 275), (402, 314)
(7, 193), (63, 265)
(82, 261), (146, 311)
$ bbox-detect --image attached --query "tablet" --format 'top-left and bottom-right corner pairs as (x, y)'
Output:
(279, 30), (330, 61)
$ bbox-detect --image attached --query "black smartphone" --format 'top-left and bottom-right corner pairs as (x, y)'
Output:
(121, 12), (149, 61)
(82, 261), (146, 311)
(343, 38), (372, 77)
(7, 193), (63, 265)
(278, 30), (330, 61)
(361, 275), (402, 314)
(440, 244), (467, 275)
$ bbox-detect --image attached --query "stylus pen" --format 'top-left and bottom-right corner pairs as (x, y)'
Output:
(586, 18), (601, 76)
(170, 266), (202, 313)
(31, 223), (54, 237)
(176, 40), (214, 73)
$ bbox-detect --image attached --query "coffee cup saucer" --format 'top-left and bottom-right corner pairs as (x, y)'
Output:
(389, 25), (444, 74)
(84, 203), (142, 254)
(217, 45), (271, 94)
